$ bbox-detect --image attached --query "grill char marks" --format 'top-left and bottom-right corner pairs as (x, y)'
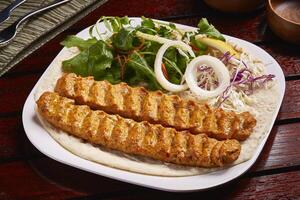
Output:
(55, 73), (256, 141)
(36, 92), (241, 167)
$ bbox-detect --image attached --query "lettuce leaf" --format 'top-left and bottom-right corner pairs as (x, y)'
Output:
(197, 18), (225, 41)
(62, 40), (114, 81)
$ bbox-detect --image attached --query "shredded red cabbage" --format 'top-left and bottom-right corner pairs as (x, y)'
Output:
(220, 51), (235, 65)
(197, 65), (212, 72)
(219, 52), (275, 105)
(196, 65), (219, 90)
(199, 52), (275, 106)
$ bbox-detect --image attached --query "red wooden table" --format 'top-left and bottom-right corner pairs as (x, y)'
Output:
(1, 0), (300, 199)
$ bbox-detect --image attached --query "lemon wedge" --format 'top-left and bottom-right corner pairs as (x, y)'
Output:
(195, 35), (240, 59)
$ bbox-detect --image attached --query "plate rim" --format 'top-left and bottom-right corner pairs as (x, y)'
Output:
(22, 17), (286, 192)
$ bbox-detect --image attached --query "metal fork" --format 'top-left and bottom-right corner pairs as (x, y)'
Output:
(0, 0), (27, 24)
(0, 0), (71, 46)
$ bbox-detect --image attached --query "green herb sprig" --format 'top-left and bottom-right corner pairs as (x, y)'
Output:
(61, 16), (225, 90)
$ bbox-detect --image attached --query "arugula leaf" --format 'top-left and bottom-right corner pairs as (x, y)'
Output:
(169, 23), (176, 29)
(138, 17), (157, 35)
(140, 42), (186, 84)
(157, 26), (172, 38)
(190, 35), (207, 56)
(197, 18), (225, 41)
(110, 19), (120, 32)
(60, 35), (97, 51)
(100, 60), (121, 84)
(99, 16), (130, 33)
(141, 16), (155, 29)
(141, 41), (161, 66)
(163, 47), (186, 84)
(87, 41), (114, 79)
(191, 35), (207, 51)
(164, 63), (181, 84)
(62, 16), (227, 92)
(119, 16), (130, 25)
(112, 28), (134, 51)
(62, 51), (89, 76)
(126, 51), (162, 90)
(164, 47), (177, 63)
(110, 16), (130, 32)
(176, 53), (188, 72)
(62, 40), (114, 81)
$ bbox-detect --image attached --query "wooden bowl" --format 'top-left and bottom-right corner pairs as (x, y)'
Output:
(267, 0), (300, 44)
(203, 0), (265, 13)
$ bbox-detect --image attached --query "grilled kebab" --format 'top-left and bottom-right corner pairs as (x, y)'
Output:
(36, 92), (241, 167)
(55, 73), (256, 141)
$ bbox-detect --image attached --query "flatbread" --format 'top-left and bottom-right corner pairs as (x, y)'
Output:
(34, 47), (280, 176)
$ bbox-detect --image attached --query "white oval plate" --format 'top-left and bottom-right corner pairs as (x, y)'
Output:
(22, 17), (285, 192)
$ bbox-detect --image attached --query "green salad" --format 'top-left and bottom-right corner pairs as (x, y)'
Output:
(60, 16), (224, 90)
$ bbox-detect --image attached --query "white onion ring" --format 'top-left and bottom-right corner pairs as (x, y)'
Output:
(154, 41), (195, 92)
(185, 55), (230, 99)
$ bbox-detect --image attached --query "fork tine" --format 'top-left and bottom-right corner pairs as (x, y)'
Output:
(0, 0), (70, 46)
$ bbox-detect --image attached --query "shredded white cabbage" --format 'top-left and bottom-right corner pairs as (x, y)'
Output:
(179, 43), (275, 113)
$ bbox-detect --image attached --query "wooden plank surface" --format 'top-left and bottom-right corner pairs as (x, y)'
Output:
(0, 74), (40, 115)
(251, 123), (300, 171)
(118, 170), (300, 199)
(0, 161), (86, 200)
(278, 80), (300, 121)
(0, 159), (299, 200)
(0, 117), (42, 160)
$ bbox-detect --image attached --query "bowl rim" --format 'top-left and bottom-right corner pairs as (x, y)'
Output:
(268, 0), (300, 26)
